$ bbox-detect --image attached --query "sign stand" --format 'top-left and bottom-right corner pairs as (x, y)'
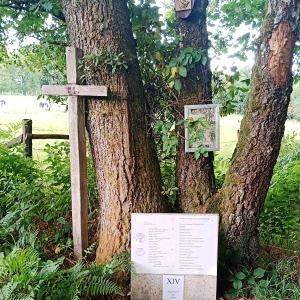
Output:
(42, 47), (108, 258)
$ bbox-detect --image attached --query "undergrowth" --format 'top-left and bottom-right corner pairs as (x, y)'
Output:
(0, 122), (130, 299)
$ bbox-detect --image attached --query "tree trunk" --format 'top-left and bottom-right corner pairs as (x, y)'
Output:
(61, 0), (169, 264)
(207, 0), (300, 265)
(175, 0), (216, 212)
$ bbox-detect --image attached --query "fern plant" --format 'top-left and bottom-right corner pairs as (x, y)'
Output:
(0, 246), (131, 300)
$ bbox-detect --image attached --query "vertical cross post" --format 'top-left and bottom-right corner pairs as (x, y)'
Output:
(67, 47), (88, 259)
(42, 47), (107, 258)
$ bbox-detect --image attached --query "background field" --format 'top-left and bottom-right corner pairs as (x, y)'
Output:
(0, 95), (68, 160)
(1, 95), (300, 160)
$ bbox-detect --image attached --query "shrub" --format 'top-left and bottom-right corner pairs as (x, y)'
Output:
(259, 135), (300, 248)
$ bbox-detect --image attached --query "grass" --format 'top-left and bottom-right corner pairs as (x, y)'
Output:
(0, 95), (69, 160)
(1, 96), (300, 160)
(218, 114), (300, 158)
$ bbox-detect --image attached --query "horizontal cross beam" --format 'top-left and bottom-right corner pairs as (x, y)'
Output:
(42, 84), (107, 97)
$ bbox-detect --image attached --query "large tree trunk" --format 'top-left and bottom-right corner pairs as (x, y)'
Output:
(61, 0), (169, 264)
(175, 0), (216, 212)
(207, 0), (300, 265)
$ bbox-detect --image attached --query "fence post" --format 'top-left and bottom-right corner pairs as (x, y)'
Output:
(23, 119), (32, 158)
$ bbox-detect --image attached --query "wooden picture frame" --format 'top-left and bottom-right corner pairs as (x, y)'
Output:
(184, 104), (220, 152)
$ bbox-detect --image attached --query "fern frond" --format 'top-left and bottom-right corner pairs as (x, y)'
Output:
(107, 251), (133, 273)
(84, 275), (124, 296)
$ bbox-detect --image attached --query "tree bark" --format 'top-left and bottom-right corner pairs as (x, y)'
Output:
(61, 0), (169, 264)
(207, 0), (300, 265)
(175, 0), (216, 213)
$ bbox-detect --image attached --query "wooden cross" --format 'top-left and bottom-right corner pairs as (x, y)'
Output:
(42, 47), (107, 259)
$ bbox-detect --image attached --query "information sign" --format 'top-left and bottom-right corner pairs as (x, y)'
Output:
(131, 214), (219, 276)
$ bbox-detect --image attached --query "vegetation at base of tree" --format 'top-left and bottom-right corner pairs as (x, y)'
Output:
(227, 256), (300, 299)
(0, 124), (131, 299)
(0, 246), (130, 300)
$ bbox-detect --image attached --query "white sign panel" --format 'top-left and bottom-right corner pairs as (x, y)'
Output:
(131, 214), (219, 276)
(184, 104), (220, 152)
(163, 275), (184, 300)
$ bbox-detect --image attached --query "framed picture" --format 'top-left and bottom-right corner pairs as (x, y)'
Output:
(184, 104), (220, 152)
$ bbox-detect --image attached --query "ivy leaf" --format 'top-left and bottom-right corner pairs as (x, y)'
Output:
(178, 66), (187, 77)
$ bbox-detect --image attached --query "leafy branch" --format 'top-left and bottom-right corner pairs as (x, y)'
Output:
(166, 47), (207, 92)
(79, 46), (128, 82)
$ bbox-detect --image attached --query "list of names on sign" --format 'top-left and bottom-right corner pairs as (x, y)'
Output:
(131, 215), (174, 274)
(131, 214), (219, 276)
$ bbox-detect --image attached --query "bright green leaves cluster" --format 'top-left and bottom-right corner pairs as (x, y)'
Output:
(79, 47), (128, 82)
(30, 0), (54, 13)
(228, 263), (299, 299)
(213, 68), (251, 117)
(154, 120), (177, 154)
(228, 266), (276, 298)
(219, 0), (264, 28)
(166, 47), (207, 92)
(177, 117), (210, 159)
(154, 116), (210, 160)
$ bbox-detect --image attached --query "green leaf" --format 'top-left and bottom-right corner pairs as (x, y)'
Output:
(42, 2), (53, 11)
(176, 120), (185, 125)
(57, 217), (65, 225)
(228, 288), (238, 298)
(235, 272), (246, 280)
(233, 279), (242, 290)
(195, 130), (204, 140)
(201, 55), (207, 65)
(258, 279), (269, 288)
(178, 66), (187, 77)
(253, 268), (265, 279)
(202, 150), (209, 157)
(174, 79), (182, 92)
(193, 51), (201, 62)
(242, 267), (250, 276)
(247, 275), (255, 285)
(169, 58), (177, 68)
(194, 150), (201, 160)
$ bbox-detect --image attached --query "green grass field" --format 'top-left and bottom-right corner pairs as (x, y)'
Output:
(0, 95), (68, 160)
(1, 95), (300, 160)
